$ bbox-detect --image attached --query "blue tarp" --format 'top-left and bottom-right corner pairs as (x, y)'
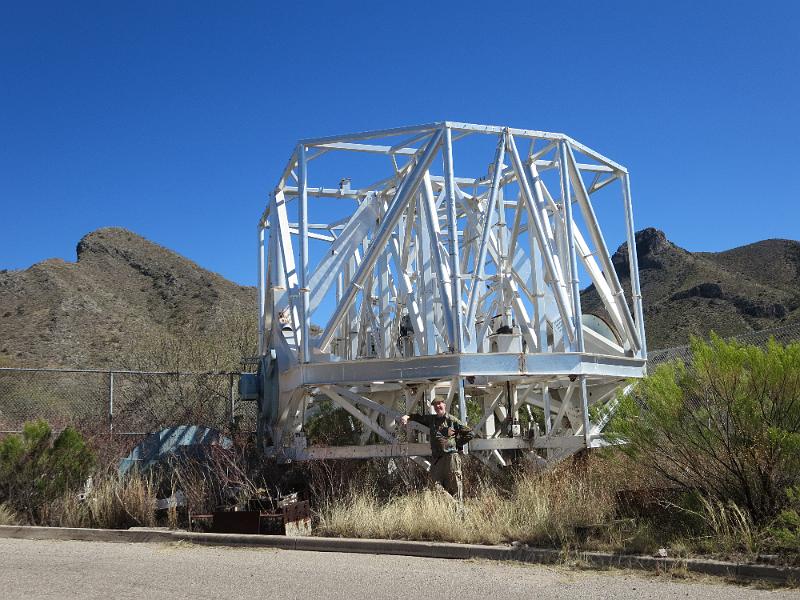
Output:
(118, 425), (232, 475)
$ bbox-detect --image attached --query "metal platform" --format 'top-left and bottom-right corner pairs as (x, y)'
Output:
(251, 121), (647, 467)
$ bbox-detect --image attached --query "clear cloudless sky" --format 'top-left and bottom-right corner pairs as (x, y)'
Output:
(1, 1), (798, 286)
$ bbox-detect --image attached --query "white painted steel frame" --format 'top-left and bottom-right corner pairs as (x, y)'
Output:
(257, 122), (646, 467)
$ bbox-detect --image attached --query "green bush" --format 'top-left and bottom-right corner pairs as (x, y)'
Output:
(0, 420), (95, 523)
(767, 484), (800, 551)
(305, 397), (363, 445)
(610, 335), (800, 523)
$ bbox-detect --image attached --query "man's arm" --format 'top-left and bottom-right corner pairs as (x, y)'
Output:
(398, 414), (431, 427)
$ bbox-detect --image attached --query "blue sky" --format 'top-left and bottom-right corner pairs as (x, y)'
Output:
(1, 1), (798, 286)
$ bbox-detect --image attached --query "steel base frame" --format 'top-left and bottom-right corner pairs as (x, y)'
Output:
(255, 121), (646, 468)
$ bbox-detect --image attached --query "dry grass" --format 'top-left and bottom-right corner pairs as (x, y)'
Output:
(54, 471), (157, 529)
(88, 472), (158, 528)
(316, 464), (616, 546)
(690, 496), (759, 556)
(0, 503), (19, 526)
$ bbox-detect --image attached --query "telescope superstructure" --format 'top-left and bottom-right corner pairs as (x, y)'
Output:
(250, 121), (646, 467)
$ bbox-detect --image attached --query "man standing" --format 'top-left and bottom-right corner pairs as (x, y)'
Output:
(398, 398), (473, 502)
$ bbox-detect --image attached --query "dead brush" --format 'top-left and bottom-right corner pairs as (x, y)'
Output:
(162, 443), (273, 519)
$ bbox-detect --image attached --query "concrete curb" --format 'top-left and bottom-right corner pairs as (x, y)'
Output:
(1, 525), (797, 585)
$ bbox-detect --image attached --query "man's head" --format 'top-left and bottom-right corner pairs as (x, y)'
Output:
(431, 398), (446, 416)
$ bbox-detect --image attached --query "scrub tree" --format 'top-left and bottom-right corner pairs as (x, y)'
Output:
(611, 336), (800, 522)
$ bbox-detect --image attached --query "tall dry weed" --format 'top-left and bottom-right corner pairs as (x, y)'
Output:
(315, 461), (616, 546)
(318, 488), (474, 542)
(55, 489), (91, 528)
(52, 471), (157, 529)
(0, 503), (19, 526)
(695, 496), (759, 555)
(89, 472), (158, 528)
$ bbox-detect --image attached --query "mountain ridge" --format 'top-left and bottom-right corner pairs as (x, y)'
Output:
(582, 228), (800, 348)
(1, 226), (798, 368)
(0, 227), (256, 368)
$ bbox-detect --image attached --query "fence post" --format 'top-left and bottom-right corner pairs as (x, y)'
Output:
(229, 372), (235, 430)
(108, 371), (114, 436)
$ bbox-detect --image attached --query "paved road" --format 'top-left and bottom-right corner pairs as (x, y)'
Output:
(0, 538), (797, 600)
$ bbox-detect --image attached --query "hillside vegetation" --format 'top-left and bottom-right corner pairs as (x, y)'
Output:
(582, 228), (800, 348)
(0, 228), (256, 368)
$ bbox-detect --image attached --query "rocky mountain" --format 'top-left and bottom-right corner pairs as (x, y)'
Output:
(582, 228), (800, 349)
(0, 228), (256, 368)
(1, 227), (797, 368)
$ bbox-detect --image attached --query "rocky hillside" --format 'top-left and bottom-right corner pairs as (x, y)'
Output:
(582, 228), (800, 349)
(0, 228), (256, 368)
(1, 227), (797, 367)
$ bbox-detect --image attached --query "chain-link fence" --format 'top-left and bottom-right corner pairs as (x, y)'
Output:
(647, 322), (800, 369)
(4, 324), (797, 437)
(0, 367), (256, 436)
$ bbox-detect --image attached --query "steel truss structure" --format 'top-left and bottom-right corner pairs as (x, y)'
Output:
(254, 122), (646, 468)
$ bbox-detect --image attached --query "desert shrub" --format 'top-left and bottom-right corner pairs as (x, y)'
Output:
(0, 420), (95, 523)
(767, 484), (800, 553)
(610, 336), (800, 523)
(304, 398), (363, 446)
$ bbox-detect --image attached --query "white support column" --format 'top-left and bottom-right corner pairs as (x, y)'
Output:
(559, 141), (585, 354)
(443, 127), (464, 353)
(508, 382), (518, 437)
(421, 173), (455, 348)
(298, 145), (310, 362)
(530, 237), (548, 352)
(621, 173), (647, 360)
(507, 133), (576, 345)
(497, 190), (510, 327)
(272, 190), (300, 351)
(346, 255), (358, 359)
(258, 224), (266, 355)
(456, 376), (467, 425)
(542, 385), (552, 434)
(465, 133), (506, 339)
(416, 193), (438, 355)
(481, 394), (497, 438)
(378, 250), (391, 358)
(579, 376), (591, 448)
(542, 385), (552, 459)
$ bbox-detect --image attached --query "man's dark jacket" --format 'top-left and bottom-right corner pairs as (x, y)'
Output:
(409, 413), (474, 459)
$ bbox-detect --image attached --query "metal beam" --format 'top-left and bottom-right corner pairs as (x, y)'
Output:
(565, 143), (640, 352)
(507, 133), (576, 344)
(261, 122), (644, 468)
(318, 130), (444, 351)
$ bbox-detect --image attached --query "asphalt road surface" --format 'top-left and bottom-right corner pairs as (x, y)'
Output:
(0, 538), (797, 600)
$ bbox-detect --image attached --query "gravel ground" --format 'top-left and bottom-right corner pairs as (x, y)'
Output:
(0, 537), (797, 600)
